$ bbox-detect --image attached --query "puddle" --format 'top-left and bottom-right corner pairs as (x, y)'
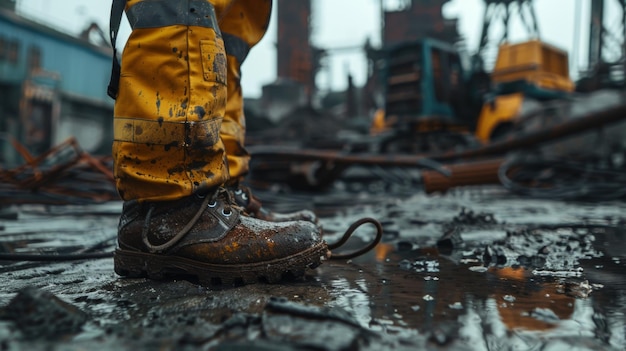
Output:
(313, 205), (626, 350)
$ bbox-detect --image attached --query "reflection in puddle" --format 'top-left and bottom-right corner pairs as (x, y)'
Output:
(327, 277), (373, 328)
(316, 223), (626, 349)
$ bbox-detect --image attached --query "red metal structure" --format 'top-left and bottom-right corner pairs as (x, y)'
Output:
(276, 0), (315, 97)
(383, 0), (459, 46)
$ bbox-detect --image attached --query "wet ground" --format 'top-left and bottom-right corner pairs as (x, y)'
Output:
(0, 184), (625, 350)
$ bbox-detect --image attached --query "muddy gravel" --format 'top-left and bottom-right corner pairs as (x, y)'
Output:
(1, 185), (625, 350)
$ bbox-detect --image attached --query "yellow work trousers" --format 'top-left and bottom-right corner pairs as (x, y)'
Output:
(113, 0), (272, 202)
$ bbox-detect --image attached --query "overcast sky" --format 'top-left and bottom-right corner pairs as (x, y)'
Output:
(16, 0), (617, 98)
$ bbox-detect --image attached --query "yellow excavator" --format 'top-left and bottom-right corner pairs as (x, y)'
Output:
(474, 39), (574, 142)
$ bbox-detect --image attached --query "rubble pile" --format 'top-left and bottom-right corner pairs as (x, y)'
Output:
(0, 137), (118, 205)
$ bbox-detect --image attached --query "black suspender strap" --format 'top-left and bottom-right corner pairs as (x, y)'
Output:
(222, 33), (251, 65)
(107, 0), (126, 99)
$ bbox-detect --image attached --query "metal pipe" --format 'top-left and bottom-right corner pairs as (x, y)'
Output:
(421, 158), (504, 194)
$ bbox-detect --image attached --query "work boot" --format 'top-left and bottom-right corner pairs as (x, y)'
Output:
(114, 188), (329, 285)
(229, 185), (319, 224)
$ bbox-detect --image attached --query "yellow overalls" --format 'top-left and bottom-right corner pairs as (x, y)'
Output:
(112, 0), (271, 202)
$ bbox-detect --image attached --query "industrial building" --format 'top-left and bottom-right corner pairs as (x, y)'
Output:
(0, 0), (113, 166)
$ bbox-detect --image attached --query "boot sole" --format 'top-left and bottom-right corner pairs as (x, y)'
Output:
(114, 242), (329, 286)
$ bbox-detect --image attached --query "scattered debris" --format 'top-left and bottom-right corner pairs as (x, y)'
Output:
(0, 286), (88, 339)
(499, 151), (626, 200)
(437, 227), (464, 251)
(206, 297), (427, 351)
(0, 137), (118, 205)
(452, 208), (498, 226)
(482, 226), (604, 271)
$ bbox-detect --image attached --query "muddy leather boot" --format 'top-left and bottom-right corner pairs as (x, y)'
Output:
(114, 188), (329, 285)
(230, 185), (319, 224)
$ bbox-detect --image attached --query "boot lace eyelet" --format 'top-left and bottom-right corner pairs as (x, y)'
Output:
(234, 189), (243, 195)
(208, 201), (217, 208)
(222, 208), (232, 217)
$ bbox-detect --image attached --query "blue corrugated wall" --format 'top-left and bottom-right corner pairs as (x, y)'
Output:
(0, 10), (113, 106)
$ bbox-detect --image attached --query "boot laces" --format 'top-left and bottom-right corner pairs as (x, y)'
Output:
(328, 217), (383, 260)
(141, 187), (236, 253)
(204, 187), (237, 217)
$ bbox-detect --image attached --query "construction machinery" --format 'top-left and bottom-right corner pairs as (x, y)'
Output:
(475, 39), (574, 141)
(380, 37), (483, 152)
(375, 0), (575, 151)
(378, 37), (574, 149)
